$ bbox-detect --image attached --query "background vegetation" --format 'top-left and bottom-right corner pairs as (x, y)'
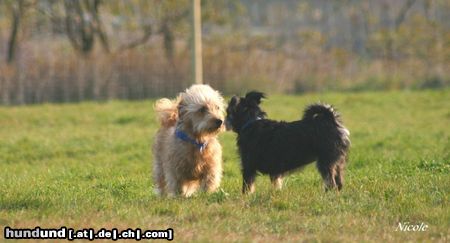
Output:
(0, 90), (449, 241)
(1, 0), (449, 104)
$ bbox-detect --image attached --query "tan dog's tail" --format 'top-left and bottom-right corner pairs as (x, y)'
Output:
(154, 98), (178, 127)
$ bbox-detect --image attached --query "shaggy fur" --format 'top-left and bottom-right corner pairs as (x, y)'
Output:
(153, 84), (225, 197)
(225, 91), (350, 194)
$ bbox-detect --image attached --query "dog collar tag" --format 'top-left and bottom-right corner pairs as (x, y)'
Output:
(199, 142), (208, 153)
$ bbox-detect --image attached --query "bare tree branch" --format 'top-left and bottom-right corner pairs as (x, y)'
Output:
(117, 24), (152, 51)
(90, 0), (110, 53)
(395, 0), (416, 30)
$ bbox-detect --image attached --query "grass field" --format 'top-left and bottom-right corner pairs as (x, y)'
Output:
(0, 90), (449, 242)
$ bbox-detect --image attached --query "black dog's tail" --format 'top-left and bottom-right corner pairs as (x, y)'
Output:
(303, 103), (351, 147)
(303, 103), (339, 122)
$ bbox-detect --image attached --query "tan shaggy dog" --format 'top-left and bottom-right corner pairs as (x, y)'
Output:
(152, 84), (225, 197)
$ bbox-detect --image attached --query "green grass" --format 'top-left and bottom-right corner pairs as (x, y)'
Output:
(0, 90), (449, 242)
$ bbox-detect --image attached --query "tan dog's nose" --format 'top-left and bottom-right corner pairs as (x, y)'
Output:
(214, 119), (223, 127)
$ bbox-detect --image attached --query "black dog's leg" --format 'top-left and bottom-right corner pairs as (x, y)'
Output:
(334, 156), (346, 191)
(242, 169), (256, 194)
(270, 174), (283, 190)
(317, 160), (337, 191)
(334, 169), (343, 191)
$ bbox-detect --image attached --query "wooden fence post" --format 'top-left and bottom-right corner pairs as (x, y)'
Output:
(191, 0), (203, 84)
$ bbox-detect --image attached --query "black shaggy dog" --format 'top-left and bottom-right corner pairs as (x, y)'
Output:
(225, 92), (350, 194)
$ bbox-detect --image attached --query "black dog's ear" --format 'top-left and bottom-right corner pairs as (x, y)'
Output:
(177, 101), (186, 114)
(245, 91), (266, 105)
(229, 96), (240, 107)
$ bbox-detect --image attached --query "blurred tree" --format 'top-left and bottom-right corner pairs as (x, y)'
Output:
(145, 0), (243, 60)
(60, 0), (243, 59)
(64, 0), (109, 56)
(5, 0), (29, 63)
(395, 0), (417, 30)
(388, 0), (417, 59)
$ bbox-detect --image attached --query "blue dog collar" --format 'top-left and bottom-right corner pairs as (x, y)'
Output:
(175, 129), (208, 153)
(240, 117), (262, 131)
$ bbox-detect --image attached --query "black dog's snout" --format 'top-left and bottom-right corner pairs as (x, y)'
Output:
(214, 119), (223, 126)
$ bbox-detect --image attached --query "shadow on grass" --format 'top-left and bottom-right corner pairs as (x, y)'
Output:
(0, 197), (51, 211)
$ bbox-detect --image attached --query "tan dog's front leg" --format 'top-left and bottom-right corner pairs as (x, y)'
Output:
(165, 171), (181, 197)
(201, 143), (223, 192)
(201, 159), (222, 193)
(181, 180), (200, 197)
(153, 159), (166, 196)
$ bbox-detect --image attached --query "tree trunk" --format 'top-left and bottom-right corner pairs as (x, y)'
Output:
(6, 0), (25, 63)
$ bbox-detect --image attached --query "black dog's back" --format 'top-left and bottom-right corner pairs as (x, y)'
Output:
(238, 119), (317, 174)
(238, 104), (349, 176)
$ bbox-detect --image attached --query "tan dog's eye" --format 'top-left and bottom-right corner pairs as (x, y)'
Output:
(199, 106), (207, 113)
